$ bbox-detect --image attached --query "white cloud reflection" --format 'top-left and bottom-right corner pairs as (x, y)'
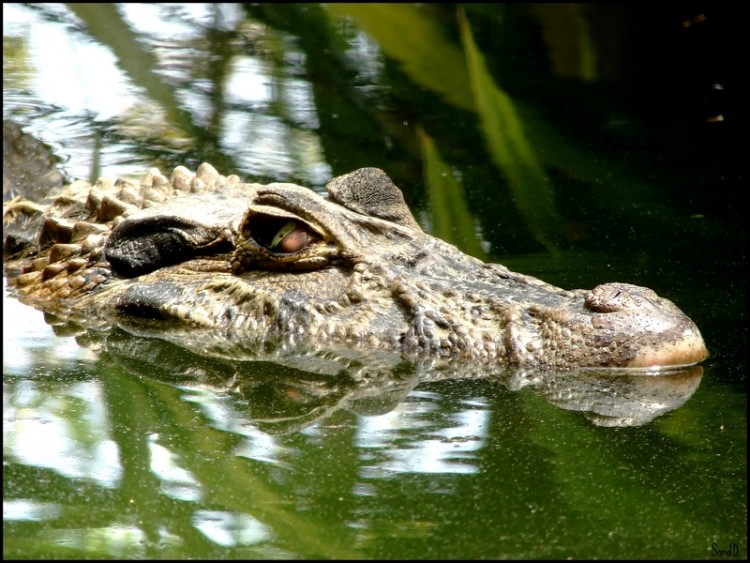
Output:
(3, 380), (122, 488)
(356, 391), (489, 476)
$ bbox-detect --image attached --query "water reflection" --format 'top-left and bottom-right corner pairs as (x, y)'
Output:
(357, 393), (490, 476)
(4, 379), (121, 487)
(5, 303), (706, 490)
(0, 239), (733, 559)
(91, 327), (703, 431)
(3, 499), (62, 521)
(3, 3), (744, 558)
(3, 3), (334, 186)
(148, 436), (201, 502)
(192, 510), (272, 548)
(5, 275), (705, 511)
(506, 366), (705, 427)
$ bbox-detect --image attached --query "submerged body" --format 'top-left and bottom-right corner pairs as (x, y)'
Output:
(3, 164), (708, 369)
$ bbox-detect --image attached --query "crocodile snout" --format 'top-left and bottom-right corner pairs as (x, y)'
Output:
(585, 282), (709, 369)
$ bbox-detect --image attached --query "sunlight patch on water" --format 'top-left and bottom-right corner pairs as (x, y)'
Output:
(356, 392), (489, 475)
(181, 388), (294, 469)
(2, 4), (130, 121)
(192, 510), (272, 547)
(232, 427), (295, 469)
(46, 525), (148, 559)
(3, 3), (333, 187)
(3, 284), (99, 373)
(119, 3), (216, 38)
(148, 435), (202, 502)
(3, 379), (122, 488)
(3, 499), (62, 521)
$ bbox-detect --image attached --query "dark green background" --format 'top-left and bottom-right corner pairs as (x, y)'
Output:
(3, 4), (746, 559)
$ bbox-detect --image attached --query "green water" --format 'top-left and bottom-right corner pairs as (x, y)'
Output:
(3, 4), (746, 559)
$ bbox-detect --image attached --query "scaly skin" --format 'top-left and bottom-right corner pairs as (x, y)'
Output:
(3, 163), (708, 369)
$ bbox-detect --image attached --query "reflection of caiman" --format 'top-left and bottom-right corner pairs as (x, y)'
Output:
(97, 329), (704, 431)
(3, 163), (708, 369)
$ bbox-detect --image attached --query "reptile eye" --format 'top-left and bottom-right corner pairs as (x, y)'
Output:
(243, 214), (318, 253)
(270, 221), (313, 252)
(233, 207), (337, 272)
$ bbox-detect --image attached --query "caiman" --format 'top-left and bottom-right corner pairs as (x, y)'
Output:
(2, 163), (709, 370)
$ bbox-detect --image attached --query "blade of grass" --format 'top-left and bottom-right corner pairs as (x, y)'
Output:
(419, 128), (486, 259)
(458, 8), (561, 253)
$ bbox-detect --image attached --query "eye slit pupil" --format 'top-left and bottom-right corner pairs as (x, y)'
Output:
(243, 214), (315, 253)
(269, 221), (298, 249)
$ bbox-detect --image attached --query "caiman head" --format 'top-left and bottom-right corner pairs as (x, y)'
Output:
(4, 164), (708, 370)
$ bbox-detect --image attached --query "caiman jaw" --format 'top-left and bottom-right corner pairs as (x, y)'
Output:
(583, 282), (709, 369)
(3, 164), (710, 371)
(623, 329), (708, 368)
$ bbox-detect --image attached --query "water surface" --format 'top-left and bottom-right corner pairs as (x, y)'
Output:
(3, 4), (746, 559)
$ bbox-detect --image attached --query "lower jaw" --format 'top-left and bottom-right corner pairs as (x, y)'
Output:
(623, 330), (709, 369)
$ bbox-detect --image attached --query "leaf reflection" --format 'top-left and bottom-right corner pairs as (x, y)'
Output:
(0, 322), (716, 559)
